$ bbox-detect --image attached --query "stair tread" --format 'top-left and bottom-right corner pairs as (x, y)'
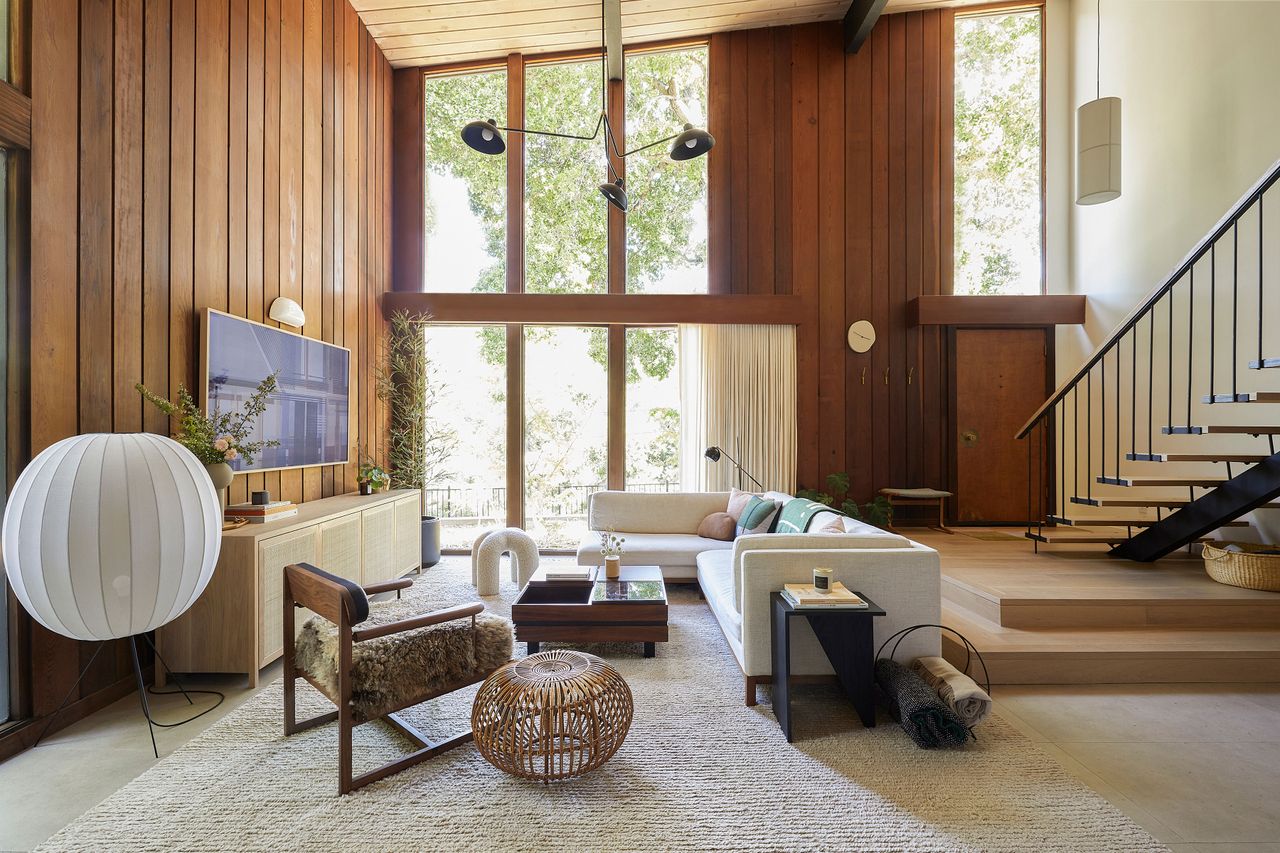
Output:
(1098, 476), (1226, 487)
(1202, 392), (1280, 403)
(1129, 453), (1270, 463)
(1164, 424), (1280, 434)
(1248, 357), (1280, 369)
(1026, 528), (1134, 544)
(1046, 515), (1250, 528)
(1074, 496), (1280, 508)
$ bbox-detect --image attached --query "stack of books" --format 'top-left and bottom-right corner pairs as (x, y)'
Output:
(225, 500), (298, 524)
(538, 566), (597, 583)
(781, 582), (867, 608)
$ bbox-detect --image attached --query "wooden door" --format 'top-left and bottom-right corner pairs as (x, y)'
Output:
(953, 328), (1049, 524)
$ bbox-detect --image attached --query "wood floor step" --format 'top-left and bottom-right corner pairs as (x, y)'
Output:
(1045, 515), (1249, 528)
(1096, 476), (1225, 487)
(1202, 392), (1280, 403)
(1164, 424), (1280, 435)
(1127, 452), (1269, 463)
(941, 604), (1280, 684)
(1248, 357), (1280, 369)
(1073, 496), (1280, 508)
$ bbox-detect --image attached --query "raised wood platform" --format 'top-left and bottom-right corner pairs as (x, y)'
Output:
(914, 529), (1280, 685)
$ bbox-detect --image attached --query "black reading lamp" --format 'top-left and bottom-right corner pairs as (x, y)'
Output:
(704, 445), (764, 491)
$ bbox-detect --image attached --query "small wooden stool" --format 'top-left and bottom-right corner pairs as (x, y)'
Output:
(880, 488), (953, 534)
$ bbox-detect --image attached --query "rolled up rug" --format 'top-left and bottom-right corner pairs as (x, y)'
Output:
(912, 655), (992, 728)
(874, 658), (971, 749)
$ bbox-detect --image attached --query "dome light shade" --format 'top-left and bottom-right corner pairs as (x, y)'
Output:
(268, 296), (306, 328)
(670, 124), (715, 161)
(462, 119), (506, 155)
(599, 179), (628, 212)
(1076, 97), (1121, 205)
(2, 433), (223, 641)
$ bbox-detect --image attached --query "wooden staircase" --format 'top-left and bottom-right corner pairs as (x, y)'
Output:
(1017, 160), (1280, 560)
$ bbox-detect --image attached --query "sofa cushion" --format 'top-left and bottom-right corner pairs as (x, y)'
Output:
(736, 497), (781, 536)
(697, 512), (737, 541)
(576, 532), (733, 568)
(588, 490), (731, 535)
(696, 549), (742, 642)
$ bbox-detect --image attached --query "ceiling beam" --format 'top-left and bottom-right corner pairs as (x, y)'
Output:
(382, 292), (806, 326)
(605, 0), (623, 80)
(842, 0), (888, 54)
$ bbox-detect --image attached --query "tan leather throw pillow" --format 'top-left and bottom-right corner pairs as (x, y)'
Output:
(697, 511), (737, 541)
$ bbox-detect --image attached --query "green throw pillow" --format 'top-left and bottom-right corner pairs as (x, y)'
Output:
(736, 496), (781, 536)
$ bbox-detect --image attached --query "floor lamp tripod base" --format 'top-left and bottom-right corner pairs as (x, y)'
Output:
(35, 634), (225, 759)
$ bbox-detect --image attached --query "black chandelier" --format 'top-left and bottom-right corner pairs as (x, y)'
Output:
(459, 0), (714, 213)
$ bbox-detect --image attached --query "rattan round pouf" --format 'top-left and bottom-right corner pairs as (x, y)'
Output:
(471, 650), (634, 782)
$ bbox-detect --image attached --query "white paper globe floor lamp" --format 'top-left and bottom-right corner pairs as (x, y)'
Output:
(2, 433), (227, 757)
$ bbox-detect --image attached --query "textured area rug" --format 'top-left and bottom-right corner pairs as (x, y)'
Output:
(39, 557), (1164, 853)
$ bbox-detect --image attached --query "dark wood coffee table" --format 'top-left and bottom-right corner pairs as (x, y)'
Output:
(512, 565), (668, 658)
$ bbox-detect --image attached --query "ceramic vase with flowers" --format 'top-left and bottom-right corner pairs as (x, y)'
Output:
(136, 374), (281, 504)
(600, 530), (625, 579)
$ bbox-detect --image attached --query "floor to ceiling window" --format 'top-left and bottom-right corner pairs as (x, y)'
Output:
(420, 44), (708, 549)
(953, 8), (1043, 295)
(624, 46), (708, 294)
(422, 68), (506, 293)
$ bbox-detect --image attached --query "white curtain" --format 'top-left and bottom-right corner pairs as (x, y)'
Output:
(679, 324), (797, 494)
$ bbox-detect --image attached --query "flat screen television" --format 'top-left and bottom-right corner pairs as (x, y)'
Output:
(202, 308), (351, 473)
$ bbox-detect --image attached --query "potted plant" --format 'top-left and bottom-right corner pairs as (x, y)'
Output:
(797, 472), (894, 530)
(600, 529), (625, 579)
(357, 460), (389, 495)
(136, 374), (280, 499)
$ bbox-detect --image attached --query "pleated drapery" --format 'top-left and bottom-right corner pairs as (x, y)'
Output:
(679, 324), (797, 494)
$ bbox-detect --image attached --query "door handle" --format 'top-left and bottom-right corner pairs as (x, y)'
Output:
(961, 429), (978, 447)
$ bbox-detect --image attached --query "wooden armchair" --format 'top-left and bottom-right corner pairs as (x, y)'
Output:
(283, 562), (513, 794)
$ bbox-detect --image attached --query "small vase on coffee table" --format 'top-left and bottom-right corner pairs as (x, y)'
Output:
(604, 555), (621, 579)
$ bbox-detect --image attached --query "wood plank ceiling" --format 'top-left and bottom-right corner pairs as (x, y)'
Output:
(351, 0), (954, 68)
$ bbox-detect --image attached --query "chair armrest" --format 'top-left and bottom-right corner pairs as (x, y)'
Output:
(352, 602), (484, 642)
(363, 578), (413, 596)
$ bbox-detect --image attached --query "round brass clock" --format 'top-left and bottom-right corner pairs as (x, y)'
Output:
(847, 320), (876, 353)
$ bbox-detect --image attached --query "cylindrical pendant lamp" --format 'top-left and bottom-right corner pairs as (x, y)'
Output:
(1076, 96), (1122, 205)
(2, 433), (222, 641)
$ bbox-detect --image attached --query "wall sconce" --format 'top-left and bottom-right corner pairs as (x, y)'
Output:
(268, 297), (305, 328)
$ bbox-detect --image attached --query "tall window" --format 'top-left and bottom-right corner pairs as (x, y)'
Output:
(422, 69), (506, 293)
(525, 59), (607, 294)
(625, 46), (708, 294)
(953, 9), (1043, 295)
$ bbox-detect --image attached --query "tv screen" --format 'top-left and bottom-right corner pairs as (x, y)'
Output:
(202, 309), (351, 473)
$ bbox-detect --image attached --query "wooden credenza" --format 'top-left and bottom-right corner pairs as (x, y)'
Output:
(157, 489), (423, 686)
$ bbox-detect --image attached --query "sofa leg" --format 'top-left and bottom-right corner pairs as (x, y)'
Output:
(745, 676), (759, 707)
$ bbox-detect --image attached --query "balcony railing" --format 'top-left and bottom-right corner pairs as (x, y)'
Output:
(423, 481), (679, 521)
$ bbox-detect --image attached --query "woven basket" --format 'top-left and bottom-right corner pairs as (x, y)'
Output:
(1202, 541), (1280, 592)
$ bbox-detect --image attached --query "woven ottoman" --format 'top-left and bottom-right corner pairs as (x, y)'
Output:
(471, 650), (633, 782)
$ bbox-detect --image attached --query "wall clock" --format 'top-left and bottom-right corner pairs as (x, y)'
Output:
(847, 320), (876, 353)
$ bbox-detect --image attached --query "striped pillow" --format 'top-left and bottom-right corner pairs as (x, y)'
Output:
(736, 496), (781, 536)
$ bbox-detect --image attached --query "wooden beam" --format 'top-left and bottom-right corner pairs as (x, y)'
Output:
(843, 0), (888, 54)
(604, 0), (622, 81)
(909, 294), (1086, 326)
(391, 68), (423, 291)
(0, 80), (31, 149)
(383, 292), (806, 325)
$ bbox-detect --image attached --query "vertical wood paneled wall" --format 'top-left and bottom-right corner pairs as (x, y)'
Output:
(21, 0), (392, 740)
(708, 12), (953, 501)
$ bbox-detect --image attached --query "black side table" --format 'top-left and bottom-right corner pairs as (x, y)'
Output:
(770, 591), (886, 742)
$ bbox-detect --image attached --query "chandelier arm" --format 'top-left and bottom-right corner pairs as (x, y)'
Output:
(620, 132), (681, 159)
(498, 111), (605, 143)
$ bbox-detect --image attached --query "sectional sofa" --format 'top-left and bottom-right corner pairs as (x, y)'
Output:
(576, 490), (941, 705)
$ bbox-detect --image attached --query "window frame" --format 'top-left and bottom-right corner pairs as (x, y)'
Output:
(951, 1), (1046, 296)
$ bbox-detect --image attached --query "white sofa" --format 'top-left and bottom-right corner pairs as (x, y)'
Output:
(577, 490), (941, 705)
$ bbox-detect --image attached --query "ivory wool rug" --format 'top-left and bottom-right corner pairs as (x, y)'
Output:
(38, 557), (1164, 853)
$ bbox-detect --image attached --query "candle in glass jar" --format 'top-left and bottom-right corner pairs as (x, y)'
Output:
(813, 567), (833, 593)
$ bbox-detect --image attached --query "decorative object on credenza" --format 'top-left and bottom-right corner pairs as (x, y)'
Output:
(472, 650), (633, 782)
(797, 472), (894, 530)
(471, 527), (540, 596)
(599, 529), (625, 579)
(704, 445), (764, 491)
(376, 310), (457, 495)
(1201, 541), (1280, 592)
(459, 0), (713, 213)
(135, 373), (280, 501)
(1, 433), (226, 757)
(267, 295), (306, 327)
(357, 457), (389, 495)
(225, 500), (298, 524)
(251, 490), (272, 505)
(420, 514), (441, 571)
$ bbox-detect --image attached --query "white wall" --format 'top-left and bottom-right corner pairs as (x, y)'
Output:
(1057, 0), (1280, 539)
